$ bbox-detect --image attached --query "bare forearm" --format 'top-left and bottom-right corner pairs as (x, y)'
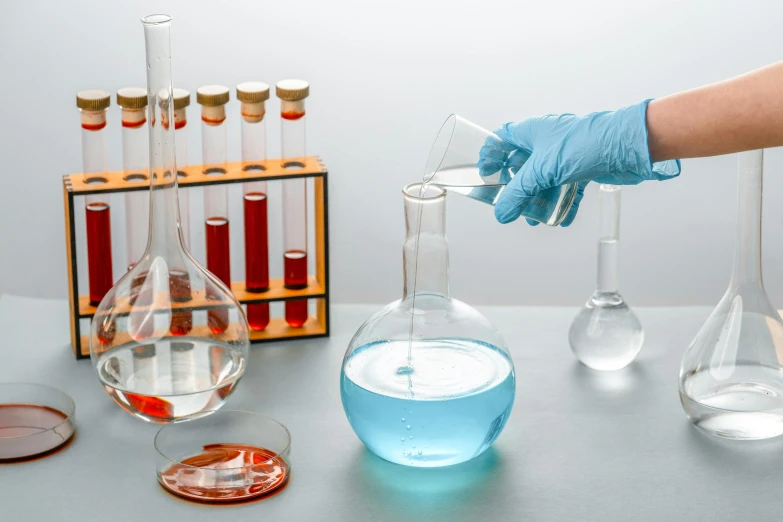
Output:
(647, 62), (783, 162)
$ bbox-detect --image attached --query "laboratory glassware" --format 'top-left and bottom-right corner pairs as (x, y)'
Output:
(167, 88), (191, 248)
(238, 82), (271, 332)
(0, 383), (75, 460)
(117, 87), (150, 270)
(197, 84), (233, 334)
(569, 184), (643, 370)
(77, 90), (114, 304)
(155, 410), (291, 502)
(680, 150), (783, 440)
(341, 183), (516, 467)
(424, 114), (578, 226)
(89, 14), (249, 424)
(277, 79), (309, 327)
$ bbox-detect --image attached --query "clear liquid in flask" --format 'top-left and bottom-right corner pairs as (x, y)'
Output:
(97, 338), (245, 423)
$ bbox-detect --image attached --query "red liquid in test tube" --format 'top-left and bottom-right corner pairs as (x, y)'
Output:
(277, 79), (310, 328)
(237, 81), (271, 332)
(198, 85), (232, 334)
(77, 90), (115, 305)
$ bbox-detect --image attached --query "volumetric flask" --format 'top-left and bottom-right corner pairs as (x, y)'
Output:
(341, 184), (516, 467)
(680, 150), (783, 440)
(89, 15), (249, 424)
(424, 114), (577, 226)
(569, 185), (643, 370)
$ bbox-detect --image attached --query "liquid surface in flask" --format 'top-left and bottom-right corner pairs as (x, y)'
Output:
(158, 442), (289, 502)
(341, 339), (515, 467)
(97, 338), (245, 423)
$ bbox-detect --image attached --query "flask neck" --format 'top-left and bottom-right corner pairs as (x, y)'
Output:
(142, 16), (187, 257)
(596, 184), (621, 293)
(402, 184), (450, 300)
(730, 151), (763, 287)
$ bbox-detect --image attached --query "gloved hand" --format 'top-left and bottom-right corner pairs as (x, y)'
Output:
(479, 99), (681, 226)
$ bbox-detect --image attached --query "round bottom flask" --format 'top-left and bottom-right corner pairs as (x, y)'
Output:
(569, 185), (643, 371)
(89, 15), (249, 424)
(680, 151), (783, 440)
(341, 184), (516, 467)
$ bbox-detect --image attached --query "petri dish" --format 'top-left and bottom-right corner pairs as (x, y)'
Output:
(155, 410), (291, 503)
(0, 382), (76, 461)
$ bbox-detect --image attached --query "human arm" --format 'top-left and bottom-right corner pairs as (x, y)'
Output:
(648, 62), (783, 161)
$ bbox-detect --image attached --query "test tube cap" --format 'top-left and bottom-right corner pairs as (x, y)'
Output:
(275, 79), (309, 101)
(116, 87), (148, 109)
(173, 88), (191, 110)
(236, 82), (270, 103)
(76, 89), (111, 111)
(196, 85), (230, 107)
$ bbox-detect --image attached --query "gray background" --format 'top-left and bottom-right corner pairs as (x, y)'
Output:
(3, 0), (783, 306)
(4, 295), (783, 521)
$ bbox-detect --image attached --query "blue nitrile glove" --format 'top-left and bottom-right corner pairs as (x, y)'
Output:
(479, 99), (681, 226)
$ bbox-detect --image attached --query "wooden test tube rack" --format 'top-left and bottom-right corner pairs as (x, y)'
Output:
(63, 156), (330, 359)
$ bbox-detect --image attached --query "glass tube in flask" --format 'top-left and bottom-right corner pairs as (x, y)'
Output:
(277, 79), (309, 328)
(341, 184), (515, 467)
(238, 82), (271, 332)
(77, 90), (114, 305)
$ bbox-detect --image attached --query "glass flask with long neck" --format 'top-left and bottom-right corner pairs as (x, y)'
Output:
(680, 150), (783, 440)
(568, 184), (643, 370)
(341, 183), (516, 467)
(89, 14), (249, 424)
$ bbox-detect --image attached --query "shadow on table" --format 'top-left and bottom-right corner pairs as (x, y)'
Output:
(683, 421), (783, 467)
(354, 446), (506, 510)
(570, 360), (649, 395)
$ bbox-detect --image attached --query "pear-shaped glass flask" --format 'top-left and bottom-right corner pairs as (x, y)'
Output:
(680, 150), (783, 440)
(341, 183), (516, 467)
(89, 15), (249, 423)
(569, 184), (643, 370)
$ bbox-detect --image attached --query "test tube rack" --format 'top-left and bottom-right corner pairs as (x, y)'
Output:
(62, 156), (330, 359)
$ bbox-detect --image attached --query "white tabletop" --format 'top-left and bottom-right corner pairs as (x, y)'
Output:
(0, 295), (778, 521)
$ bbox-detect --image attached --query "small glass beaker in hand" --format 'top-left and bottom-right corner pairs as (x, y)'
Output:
(424, 114), (577, 226)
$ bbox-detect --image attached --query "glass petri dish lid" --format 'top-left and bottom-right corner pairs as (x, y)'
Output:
(0, 382), (76, 460)
(155, 410), (291, 503)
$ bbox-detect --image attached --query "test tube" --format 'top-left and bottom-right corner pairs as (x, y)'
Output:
(77, 90), (114, 306)
(117, 88), (150, 271)
(276, 80), (310, 328)
(237, 82), (271, 332)
(172, 88), (191, 248)
(197, 85), (232, 334)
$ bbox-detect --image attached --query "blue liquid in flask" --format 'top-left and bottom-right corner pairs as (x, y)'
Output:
(341, 338), (515, 467)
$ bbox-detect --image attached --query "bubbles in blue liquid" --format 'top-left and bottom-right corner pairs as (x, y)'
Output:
(401, 418), (405, 422)
(406, 425), (411, 430)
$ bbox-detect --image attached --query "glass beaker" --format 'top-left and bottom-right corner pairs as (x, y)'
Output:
(569, 184), (643, 370)
(341, 183), (516, 467)
(424, 114), (578, 226)
(679, 150), (783, 440)
(89, 14), (249, 424)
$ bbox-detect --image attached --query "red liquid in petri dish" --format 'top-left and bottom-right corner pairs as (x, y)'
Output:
(86, 202), (114, 305)
(158, 443), (289, 503)
(284, 250), (308, 327)
(244, 193), (270, 331)
(206, 217), (231, 334)
(0, 404), (74, 460)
